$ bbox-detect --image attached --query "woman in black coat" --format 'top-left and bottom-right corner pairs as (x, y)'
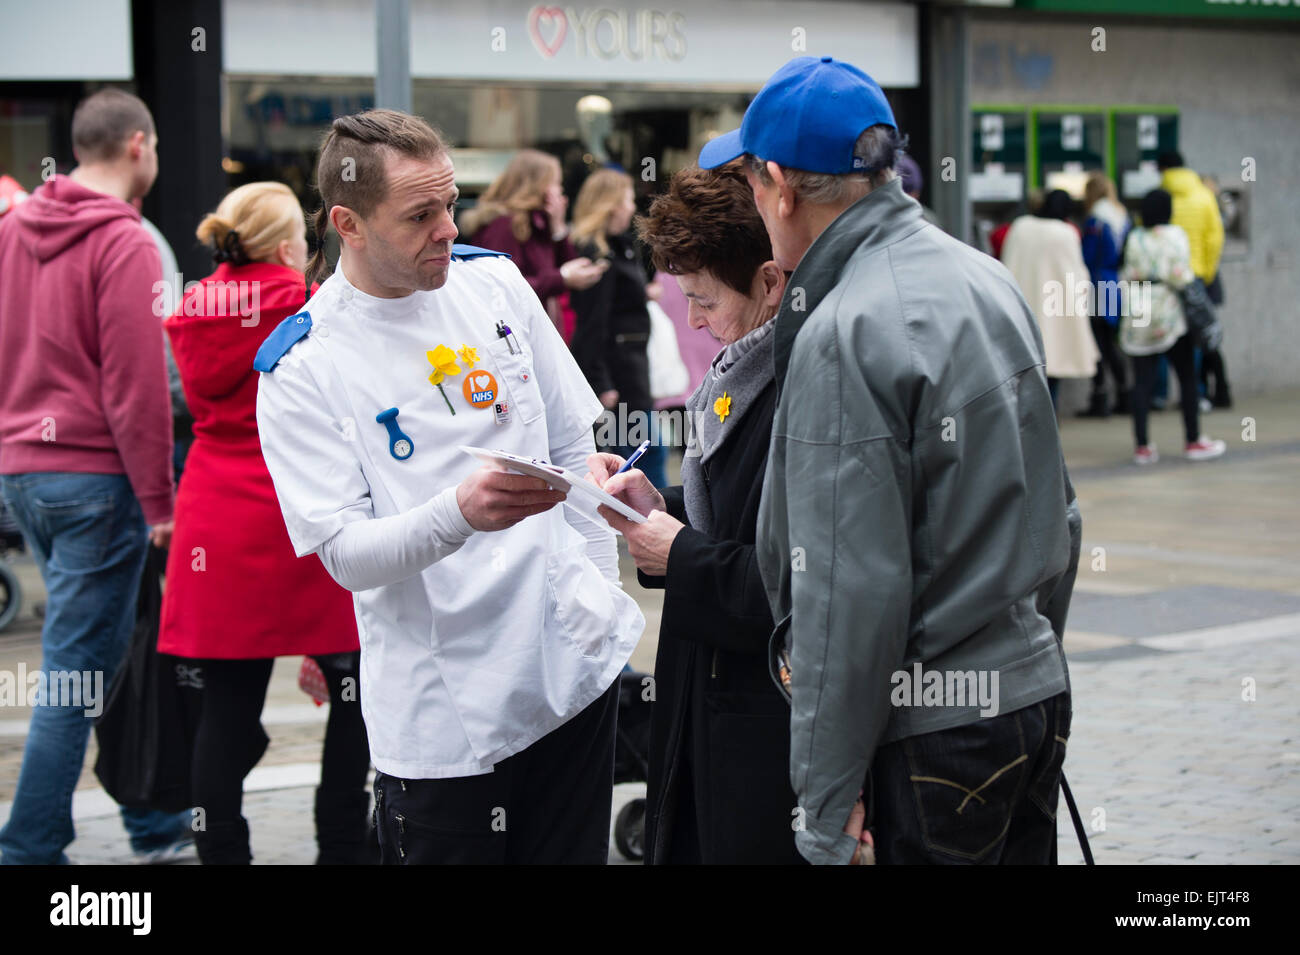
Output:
(568, 169), (653, 431)
(592, 165), (802, 864)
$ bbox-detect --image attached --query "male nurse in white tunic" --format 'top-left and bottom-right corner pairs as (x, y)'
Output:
(254, 109), (643, 864)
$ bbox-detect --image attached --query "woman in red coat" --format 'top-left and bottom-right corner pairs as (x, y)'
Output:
(159, 182), (370, 865)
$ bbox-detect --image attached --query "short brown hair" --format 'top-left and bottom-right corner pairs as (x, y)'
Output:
(636, 163), (773, 297)
(307, 108), (448, 284)
(71, 89), (154, 163)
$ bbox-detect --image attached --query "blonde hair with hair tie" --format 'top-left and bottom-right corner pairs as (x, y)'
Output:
(196, 182), (304, 266)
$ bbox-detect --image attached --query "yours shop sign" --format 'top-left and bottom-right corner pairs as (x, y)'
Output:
(526, 5), (687, 62)
(409, 0), (918, 87)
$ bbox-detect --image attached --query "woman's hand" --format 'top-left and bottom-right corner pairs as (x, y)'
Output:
(597, 389), (619, 409)
(586, 453), (665, 516)
(542, 187), (568, 232)
(560, 256), (608, 291)
(599, 508), (683, 577)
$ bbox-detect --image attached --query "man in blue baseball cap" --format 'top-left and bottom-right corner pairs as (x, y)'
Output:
(706, 56), (1083, 866)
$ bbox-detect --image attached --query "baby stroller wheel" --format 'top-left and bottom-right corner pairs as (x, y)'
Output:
(0, 560), (21, 632)
(614, 797), (646, 861)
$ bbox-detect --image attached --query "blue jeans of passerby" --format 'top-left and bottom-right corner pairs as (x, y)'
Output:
(0, 472), (188, 864)
(867, 691), (1071, 864)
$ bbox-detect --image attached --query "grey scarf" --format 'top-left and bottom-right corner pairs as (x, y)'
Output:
(680, 319), (776, 536)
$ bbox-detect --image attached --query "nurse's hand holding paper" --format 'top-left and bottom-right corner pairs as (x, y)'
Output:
(588, 451), (685, 578)
(456, 465), (567, 532)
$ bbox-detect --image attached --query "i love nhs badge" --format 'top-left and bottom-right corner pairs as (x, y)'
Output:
(462, 370), (498, 408)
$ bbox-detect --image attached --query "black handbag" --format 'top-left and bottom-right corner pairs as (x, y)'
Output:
(93, 545), (199, 813)
(1179, 277), (1224, 351)
(1205, 272), (1224, 306)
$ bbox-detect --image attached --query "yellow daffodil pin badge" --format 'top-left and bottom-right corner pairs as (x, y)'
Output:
(426, 344), (462, 414)
(714, 392), (732, 423)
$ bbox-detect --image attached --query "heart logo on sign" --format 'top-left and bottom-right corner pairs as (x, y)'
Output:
(474, 373), (491, 390)
(528, 5), (567, 58)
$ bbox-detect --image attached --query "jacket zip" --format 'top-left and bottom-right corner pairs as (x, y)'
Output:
(395, 813), (406, 859)
(711, 648), (718, 679)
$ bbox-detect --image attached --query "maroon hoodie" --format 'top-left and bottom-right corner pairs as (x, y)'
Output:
(0, 174), (173, 524)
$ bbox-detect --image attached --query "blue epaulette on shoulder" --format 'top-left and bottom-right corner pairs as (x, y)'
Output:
(253, 311), (312, 373)
(450, 243), (512, 260)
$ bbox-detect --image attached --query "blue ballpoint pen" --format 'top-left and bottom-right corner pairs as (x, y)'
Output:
(615, 440), (651, 475)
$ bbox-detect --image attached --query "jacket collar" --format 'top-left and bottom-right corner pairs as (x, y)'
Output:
(771, 177), (924, 394)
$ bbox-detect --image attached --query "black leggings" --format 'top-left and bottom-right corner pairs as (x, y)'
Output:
(1089, 317), (1128, 395)
(1130, 333), (1200, 448)
(185, 653), (369, 863)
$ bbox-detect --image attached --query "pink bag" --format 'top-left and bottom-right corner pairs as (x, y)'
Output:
(297, 657), (329, 707)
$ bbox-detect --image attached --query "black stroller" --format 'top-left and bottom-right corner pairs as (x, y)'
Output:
(0, 497), (25, 631)
(612, 667), (653, 860)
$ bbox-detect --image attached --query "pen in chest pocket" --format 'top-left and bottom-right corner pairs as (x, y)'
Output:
(495, 320), (521, 355)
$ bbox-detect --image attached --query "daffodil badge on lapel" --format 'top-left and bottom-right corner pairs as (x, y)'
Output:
(427, 344), (462, 415)
(457, 343), (498, 409)
(714, 392), (732, 423)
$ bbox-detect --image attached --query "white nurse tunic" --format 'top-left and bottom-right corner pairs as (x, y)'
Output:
(254, 247), (643, 779)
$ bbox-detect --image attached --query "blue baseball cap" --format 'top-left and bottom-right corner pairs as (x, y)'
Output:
(698, 56), (896, 174)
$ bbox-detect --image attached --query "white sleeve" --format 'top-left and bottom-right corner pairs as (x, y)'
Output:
(257, 353), (374, 556)
(317, 485), (475, 592)
(550, 426), (621, 586)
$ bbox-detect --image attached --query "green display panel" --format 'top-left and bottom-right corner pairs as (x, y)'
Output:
(970, 108), (1030, 202)
(1113, 108), (1180, 200)
(969, 104), (1181, 202)
(972, 109), (1028, 168)
(1113, 109), (1179, 167)
(1033, 108), (1106, 198)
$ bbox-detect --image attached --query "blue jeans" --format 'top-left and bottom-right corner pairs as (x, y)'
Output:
(0, 472), (188, 864)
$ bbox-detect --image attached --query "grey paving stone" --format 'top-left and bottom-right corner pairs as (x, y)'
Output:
(1068, 586), (1300, 639)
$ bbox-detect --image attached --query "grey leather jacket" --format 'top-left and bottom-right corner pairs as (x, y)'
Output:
(756, 179), (1081, 865)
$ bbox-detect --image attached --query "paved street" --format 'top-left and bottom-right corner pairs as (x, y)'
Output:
(1, 388), (1297, 864)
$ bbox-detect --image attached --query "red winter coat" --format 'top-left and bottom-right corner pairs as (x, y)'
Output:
(157, 262), (358, 659)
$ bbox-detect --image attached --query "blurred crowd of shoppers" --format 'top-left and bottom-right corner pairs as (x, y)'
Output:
(994, 156), (1228, 465)
(0, 92), (379, 865)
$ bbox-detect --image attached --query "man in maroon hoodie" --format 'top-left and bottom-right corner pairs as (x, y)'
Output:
(0, 88), (190, 864)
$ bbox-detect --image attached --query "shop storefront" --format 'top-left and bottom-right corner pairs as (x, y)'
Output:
(221, 0), (922, 213)
(0, 0), (133, 192)
(3, 0), (921, 274)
